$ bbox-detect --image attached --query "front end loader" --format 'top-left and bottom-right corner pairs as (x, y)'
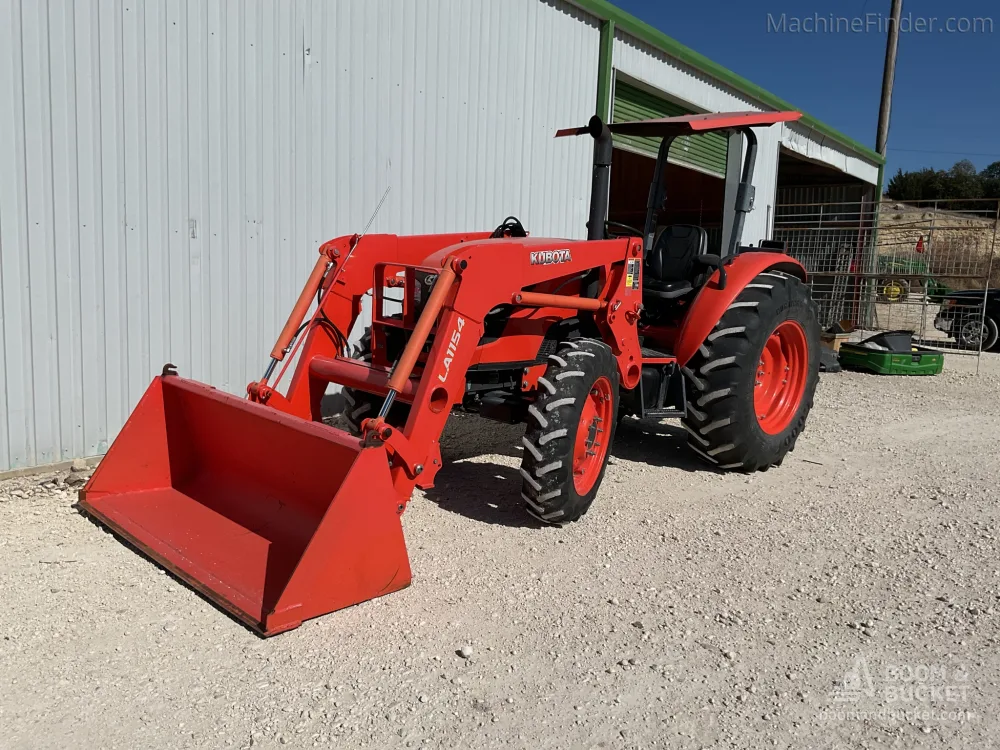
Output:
(80, 111), (819, 635)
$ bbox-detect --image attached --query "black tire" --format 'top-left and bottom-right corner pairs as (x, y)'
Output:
(955, 314), (999, 352)
(520, 339), (619, 525)
(989, 316), (1000, 352)
(681, 271), (820, 471)
(341, 328), (411, 434)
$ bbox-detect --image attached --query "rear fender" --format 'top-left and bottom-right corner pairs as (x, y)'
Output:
(674, 252), (806, 367)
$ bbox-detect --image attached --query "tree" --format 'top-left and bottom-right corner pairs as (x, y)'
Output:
(980, 161), (1000, 181)
(945, 160), (983, 199)
(886, 160), (1000, 201)
(980, 161), (1000, 199)
(886, 167), (944, 201)
(952, 159), (978, 176)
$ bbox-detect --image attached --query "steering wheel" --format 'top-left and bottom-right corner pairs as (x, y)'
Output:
(605, 220), (643, 239)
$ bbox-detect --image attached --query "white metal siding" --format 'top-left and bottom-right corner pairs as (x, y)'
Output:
(0, 0), (600, 471)
(781, 124), (880, 186)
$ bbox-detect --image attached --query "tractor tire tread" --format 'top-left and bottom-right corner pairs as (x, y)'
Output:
(520, 339), (619, 525)
(681, 273), (819, 472)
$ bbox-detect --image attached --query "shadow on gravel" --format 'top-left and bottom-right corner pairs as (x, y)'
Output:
(438, 411), (525, 462)
(424, 415), (716, 528)
(611, 417), (716, 473)
(422, 460), (544, 529)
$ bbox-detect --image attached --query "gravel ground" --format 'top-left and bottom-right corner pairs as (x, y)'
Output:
(2, 354), (999, 749)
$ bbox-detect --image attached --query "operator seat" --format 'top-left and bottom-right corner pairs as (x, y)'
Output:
(643, 224), (709, 302)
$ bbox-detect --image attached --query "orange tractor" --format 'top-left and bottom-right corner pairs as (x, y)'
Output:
(80, 111), (819, 635)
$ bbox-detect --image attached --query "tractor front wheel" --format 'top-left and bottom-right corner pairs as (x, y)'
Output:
(681, 271), (820, 471)
(341, 328), (411, 434)
(520, 339), (619, 524)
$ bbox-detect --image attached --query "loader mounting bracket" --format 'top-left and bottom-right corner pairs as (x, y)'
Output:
(246, 381), (275, 404)
(361, 418), (428, 483)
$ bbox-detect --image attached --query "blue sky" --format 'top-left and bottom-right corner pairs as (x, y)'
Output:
(612, 0), (1000, 178)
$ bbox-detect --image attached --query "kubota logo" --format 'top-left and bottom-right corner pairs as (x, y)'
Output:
(530, 249), (572, 265)
(438, 317), (465, 383)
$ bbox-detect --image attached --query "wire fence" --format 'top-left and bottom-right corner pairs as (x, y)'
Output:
(773, 196), (998, 356)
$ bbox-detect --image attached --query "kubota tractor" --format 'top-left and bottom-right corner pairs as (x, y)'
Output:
(80, 111), (819, 635)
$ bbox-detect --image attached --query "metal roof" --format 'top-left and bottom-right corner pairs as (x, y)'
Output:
(570, 0), (885, 166)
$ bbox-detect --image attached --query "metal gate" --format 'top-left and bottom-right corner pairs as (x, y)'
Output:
(871, 200), (998, 353)
(774, 193), (998, 356)
(773, 188), (877, 330)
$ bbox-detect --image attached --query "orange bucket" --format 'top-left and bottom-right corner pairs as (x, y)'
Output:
(79, 376), (411, 635)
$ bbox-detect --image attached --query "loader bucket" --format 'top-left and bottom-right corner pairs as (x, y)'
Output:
(79, 376), (411, 636)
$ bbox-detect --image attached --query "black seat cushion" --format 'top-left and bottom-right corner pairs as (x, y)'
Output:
(646, 225), (708, 281)
(643, 278), (693, 300)
(643, 225), (708, 301)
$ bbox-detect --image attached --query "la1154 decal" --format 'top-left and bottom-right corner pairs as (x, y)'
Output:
(437, 317), (465, 383)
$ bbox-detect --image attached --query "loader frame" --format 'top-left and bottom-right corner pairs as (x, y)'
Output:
(256, 232), (648, 499)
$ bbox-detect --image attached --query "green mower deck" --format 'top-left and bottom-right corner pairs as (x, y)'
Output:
(838, 343), (944, 376)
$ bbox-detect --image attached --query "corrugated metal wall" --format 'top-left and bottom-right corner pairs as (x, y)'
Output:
(0, 0), (600, 471)
(611, 80), (728, 177)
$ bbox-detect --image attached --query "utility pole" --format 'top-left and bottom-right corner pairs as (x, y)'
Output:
(876, 0), (903, 157)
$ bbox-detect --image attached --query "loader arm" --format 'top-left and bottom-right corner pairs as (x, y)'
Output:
(252, 231), (493, 419)
(341, 235), (645, 497)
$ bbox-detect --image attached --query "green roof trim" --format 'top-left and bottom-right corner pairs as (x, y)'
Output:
(572, 0), (885, 166)
(596, 20), (616, 120)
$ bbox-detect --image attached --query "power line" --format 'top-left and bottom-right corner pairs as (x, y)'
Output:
(891, 147), (1000, 158)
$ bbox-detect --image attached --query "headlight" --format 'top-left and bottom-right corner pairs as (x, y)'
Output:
(413, 271), (438, 316)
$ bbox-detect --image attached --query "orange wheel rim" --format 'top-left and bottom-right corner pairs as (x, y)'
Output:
(754, 320), (809, 435)
(572, 376), (613, 495)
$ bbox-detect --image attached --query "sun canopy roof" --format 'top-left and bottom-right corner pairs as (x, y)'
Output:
(556, 110), (802, 139)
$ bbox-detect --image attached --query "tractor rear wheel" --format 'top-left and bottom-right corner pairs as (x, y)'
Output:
(341, 328), (411, 434)
(520, 339), (619, 524)
(681, 271), (819, 471)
